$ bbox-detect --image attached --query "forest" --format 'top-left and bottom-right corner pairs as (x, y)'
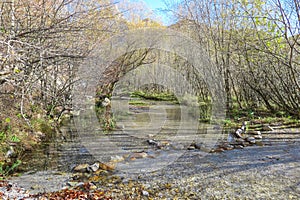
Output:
(0, 0), (299, 198)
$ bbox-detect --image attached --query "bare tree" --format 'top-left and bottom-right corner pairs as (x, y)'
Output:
(0, 0), (121, 122)
(168, 0), (299, 117)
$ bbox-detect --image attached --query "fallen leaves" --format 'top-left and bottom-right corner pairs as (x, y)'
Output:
(30, 188), (112, 200)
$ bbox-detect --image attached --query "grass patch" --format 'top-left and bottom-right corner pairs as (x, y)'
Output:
(131, 91), (178, 103)
(0, 159), (22, 180)
(128, 100), (149, 106)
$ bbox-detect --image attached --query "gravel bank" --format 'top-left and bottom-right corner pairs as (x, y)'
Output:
(2, 129), (300, 199)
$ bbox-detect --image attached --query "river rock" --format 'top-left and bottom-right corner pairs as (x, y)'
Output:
(247, 130), (261, 135)
(102, 97), (111, 107)
(254, 135), (263, 139)
(194, 143), (203, 150)
(156, 141), (170, 149)
(5, 146), (15, 158)
(99, 162), (115, 171)
(236, 138), (245, 142)
(73, 163), (89, 172)
(256, 141), (264, 146)
(170, 143), (185, 150)
(76, 182), (85, 188)
(222, 144), (235, 150)
(246, 137), (256, 144)
(147, 139), (158, 146)
(88, 162), (100, 172)
(199, 146), (212, 153)
(142, 190), (149, 196)
(110, 155), (125, 163)
(211, 148), (225, 153)
(241, 141), (250, 147)
(130, 152), (148, 160)
(231, 138), (246, 146)
(187, 145), (196, 150)
(67, 181), (79, 187)
(235, 145), (244, 149)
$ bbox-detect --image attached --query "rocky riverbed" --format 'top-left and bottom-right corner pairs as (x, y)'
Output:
(1, 126), (300, 199)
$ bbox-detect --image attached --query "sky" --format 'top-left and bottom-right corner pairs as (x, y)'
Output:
(119, 0), (177, 25)
(142, 0), (172, 25)
(144, 0), (166, 10)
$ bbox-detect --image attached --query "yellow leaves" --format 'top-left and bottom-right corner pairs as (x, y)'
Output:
(127, 18), (164, 29)
(14, 68), (21, 73)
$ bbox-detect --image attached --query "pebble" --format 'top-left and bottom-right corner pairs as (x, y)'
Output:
(0, 182), (30, 200)
(76, 182), (85, 188)
(142, 190), (149, 196)
(88, 162), (100, 172)
(158, 192), (163, 197)
(67, 181), (78, 187)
